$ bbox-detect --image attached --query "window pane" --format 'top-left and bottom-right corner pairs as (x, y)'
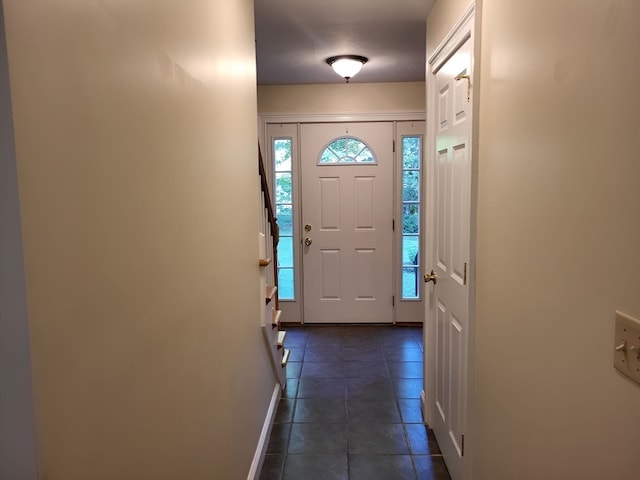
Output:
(402, 204), (420, 234)
(402, 267), (419, 299)
(402, 136), (421, 169)
(278, 236), (294, 268)
(332, 137), (347, 153)
(320, 148), (338, 164)
(274, 139), (292, 171)
(278, 268), (294, 300)
(402, 171), (420, 202)
(276, 204), (292, 236)
(275, 172), (292, 203)
(402, 236), (419, 265)
(354, 150), (374, 163)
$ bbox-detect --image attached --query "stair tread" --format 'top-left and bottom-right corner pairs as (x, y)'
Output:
(277, 330), (287, 349)
(281, 348), (290, 368)
(259, 257), (272, 267)
(272, 309), (282, 328)
(265, 285), (277, 304)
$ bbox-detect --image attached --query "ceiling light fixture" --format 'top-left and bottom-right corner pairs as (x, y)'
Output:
(326, 55), (368, 83)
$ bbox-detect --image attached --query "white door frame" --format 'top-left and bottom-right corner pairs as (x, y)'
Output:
(260, 113), (426, 324)
(423, 4), (477, 480)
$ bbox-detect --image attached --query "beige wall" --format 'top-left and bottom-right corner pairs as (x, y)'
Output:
(0, 2), (37, 478)
(430, 0), (640, 478)
(3, 1), (273, 479)
(258, 82), (425, 115)
(474, 0), (640, 478)
(426, 0), (473, 58)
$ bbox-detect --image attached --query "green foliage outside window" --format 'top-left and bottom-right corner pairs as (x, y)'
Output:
(401, 136), (421, 299)
(274, 138), (294, 300)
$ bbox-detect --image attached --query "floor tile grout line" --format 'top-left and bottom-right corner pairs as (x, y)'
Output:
(266, 325), (447, 480)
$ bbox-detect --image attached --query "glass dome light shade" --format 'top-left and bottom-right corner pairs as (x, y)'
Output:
(326, 55), (368, 81)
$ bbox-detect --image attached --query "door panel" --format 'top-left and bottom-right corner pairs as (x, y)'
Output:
(436, 148), (449, 272)
(301, 122), (393, 324)
(319, 177), (340, 229)
(435, 301), (448, 421)
(354, 176), (375, 228)
(320, 249), (341, 299)
(428, 31), (473, 480)
(355, 249), (375, 298)
(452, 144), (469, 285)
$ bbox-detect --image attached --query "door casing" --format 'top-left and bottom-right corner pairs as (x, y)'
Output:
(261, 114), (426, 325)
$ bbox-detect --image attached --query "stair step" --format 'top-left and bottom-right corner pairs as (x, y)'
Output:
(277, 330), (287, 350)
(281, 348), (291, 368)
(265, 286), (277, 304)
(259, 257), (272, 267)
(272, 309), (282, 329)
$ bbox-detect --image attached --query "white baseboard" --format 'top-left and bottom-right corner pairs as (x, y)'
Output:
(247, 383), (281, 480)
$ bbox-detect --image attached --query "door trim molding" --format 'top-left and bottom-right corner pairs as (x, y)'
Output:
(262, 116), (427, 325)
(428, 2), (476, 67)
(259, 114), (426, 152)
(259, 113), (426, 155)
(260, 112), (425, 125)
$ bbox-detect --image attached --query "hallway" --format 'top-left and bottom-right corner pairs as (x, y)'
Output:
(259, 325), (451, 480)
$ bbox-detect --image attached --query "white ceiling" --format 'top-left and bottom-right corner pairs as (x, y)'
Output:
(254, 0), (436, 85)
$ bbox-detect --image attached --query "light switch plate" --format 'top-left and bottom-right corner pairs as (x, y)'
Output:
(613, 311), (640, 385)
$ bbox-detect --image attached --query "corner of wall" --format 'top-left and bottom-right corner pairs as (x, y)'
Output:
(0, 2), (38, 478)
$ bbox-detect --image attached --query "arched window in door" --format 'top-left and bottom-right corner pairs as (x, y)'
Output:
(318, 136), (376, 164)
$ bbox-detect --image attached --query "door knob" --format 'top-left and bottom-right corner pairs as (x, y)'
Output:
(304, 237), (312, 246)
(424, 270), (438, 285)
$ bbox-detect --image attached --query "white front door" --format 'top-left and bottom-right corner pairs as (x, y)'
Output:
(426, 19), (474, 480)
(300, 122), (393, 323)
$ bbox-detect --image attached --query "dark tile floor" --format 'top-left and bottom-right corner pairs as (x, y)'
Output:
(259, 324), (451, 480)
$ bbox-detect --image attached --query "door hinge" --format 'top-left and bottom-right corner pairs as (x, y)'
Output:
(461, 434), (465, 456)
(463, 262), (467, 285)
(392, 219), (395, 231)
(392, 140), (396, 153)
(392, 295), (395, 306)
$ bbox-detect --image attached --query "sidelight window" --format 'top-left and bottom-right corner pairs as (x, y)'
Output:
(274, 138), (294, 300)
(401, 135), (422, 299)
